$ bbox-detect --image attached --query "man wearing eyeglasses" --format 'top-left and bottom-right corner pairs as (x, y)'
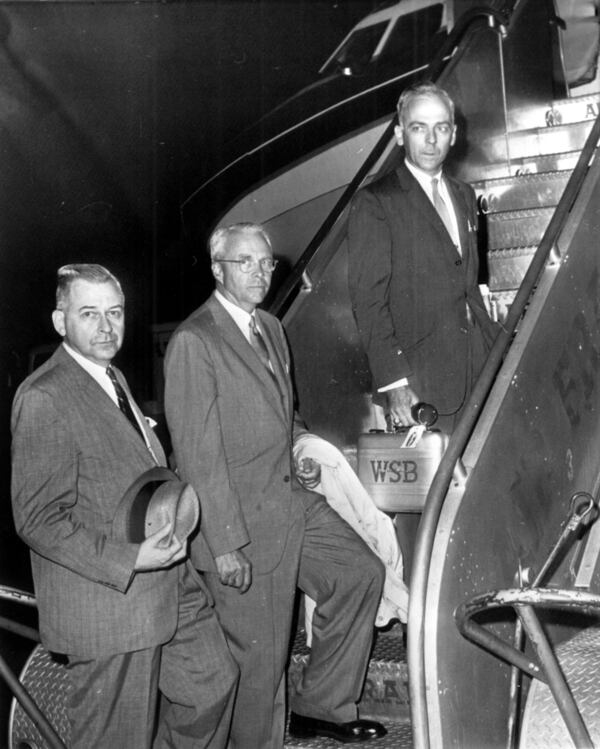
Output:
(164, 222), (386, 748)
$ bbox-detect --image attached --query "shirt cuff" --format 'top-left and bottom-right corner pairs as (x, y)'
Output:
(378, 378), (409, 393)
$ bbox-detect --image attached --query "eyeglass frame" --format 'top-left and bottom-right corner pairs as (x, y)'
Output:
(217, 256), (279, 273)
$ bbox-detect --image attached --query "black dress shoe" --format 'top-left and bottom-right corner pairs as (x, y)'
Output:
(288, 712), (387, 743)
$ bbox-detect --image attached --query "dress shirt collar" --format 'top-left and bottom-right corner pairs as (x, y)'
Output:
(404, 158), (443, 200)
(62, 341), (118, 404)
(215, 289), (256, 342)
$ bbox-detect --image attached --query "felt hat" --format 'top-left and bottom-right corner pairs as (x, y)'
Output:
(114, 467), (200, 545)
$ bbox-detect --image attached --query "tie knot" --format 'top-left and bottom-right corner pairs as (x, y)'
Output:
(249, 315), (259, 335)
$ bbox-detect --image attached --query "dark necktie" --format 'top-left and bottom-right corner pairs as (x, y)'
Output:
(106, 365), (145, 440)
(431, 177), (458, 252)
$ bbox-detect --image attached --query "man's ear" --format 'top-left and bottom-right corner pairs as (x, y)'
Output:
(212, 261), (224, 284)
(51, 309), (66, 337)
(394, 124), (404, 147)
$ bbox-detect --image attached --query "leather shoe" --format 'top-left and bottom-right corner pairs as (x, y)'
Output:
(288, 712), (387, 743)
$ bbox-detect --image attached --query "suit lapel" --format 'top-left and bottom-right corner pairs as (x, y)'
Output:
(55, 347), (163, 464)
(208, 296), (288, 422)
(446, 178), (475, 270)
(395, 165), (462, 264)
(255, 310), (291, 414)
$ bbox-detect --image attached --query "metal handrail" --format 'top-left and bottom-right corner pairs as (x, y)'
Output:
(269, 5), (510, 319)
(408, 62), (600, 749)
(0, 586), (68, 749)
(455, 588), (600, 749)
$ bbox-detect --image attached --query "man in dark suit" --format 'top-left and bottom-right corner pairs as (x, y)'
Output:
(164, 223), (386, 748)
(348, 82), (499, 433)
(11, 264), (238, 749)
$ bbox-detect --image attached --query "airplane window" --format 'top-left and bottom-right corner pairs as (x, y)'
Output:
(378, 5), (445, 71)
(321, 21), (389, 75)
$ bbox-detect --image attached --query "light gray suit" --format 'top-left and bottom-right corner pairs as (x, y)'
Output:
(11, 344), (237, 748)
(165, 293), (384, 749)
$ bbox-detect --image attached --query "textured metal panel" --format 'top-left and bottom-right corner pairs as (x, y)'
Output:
(507, 92), (600, 132)
(488, 246), (536, 291)
(486, 207), (554, 250)
(9, 645), (71, 749)
(487, 121), (595, 163)
(520, 626), (600, 748)
(475, 171), (571, 213)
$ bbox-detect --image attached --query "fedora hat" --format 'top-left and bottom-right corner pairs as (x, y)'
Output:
(114, 467), (200, 545)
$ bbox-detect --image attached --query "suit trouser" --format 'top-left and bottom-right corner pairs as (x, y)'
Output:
(291, 496), (385, 723)
(66, 566), (238, 749)
(205, 497), (383, 748)
(204, 514), (304, 749)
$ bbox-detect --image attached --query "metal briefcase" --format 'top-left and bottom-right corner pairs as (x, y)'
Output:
(357, 427), (448, 513)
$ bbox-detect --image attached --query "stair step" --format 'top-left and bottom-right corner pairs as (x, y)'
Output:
(506, 92), (600, 132)
(503, 120), (594, 162)
(288, 623), (409, 723)
(486, 206), (554, 251)
(475, 170), (571, 213)
(487, 246), (537, 292)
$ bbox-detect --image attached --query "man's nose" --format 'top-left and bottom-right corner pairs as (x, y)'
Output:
(425, 128), (437, 144)
(98, 314), (113, 331)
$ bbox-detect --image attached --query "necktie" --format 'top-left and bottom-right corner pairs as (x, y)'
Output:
(106, 365), (145, 440)
(248, 315), (273, 374)
(431, 177), (458, 251)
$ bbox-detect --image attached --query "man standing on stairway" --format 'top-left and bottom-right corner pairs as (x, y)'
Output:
(164, 222), (387, 748)
(348, 82), (499, 435)
(11, 263), (238, 748)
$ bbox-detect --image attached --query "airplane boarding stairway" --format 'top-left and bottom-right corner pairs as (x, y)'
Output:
(6, 2), (600, 748)
(279, 100), (600, 749)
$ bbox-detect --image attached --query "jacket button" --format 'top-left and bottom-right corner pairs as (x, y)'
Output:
(455, 259), (462, 266)
(283, 475), (290, 483)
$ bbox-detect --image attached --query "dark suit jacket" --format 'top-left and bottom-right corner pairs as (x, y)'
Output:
(11, 345), (180, 657)
(164, 293), (307, 575)
(348, 162), (498, 415)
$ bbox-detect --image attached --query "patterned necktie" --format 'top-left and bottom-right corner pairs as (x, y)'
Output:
(106, 365), (145, 440)
(248, 315), (273, 373)
(431, 177), (458, 252)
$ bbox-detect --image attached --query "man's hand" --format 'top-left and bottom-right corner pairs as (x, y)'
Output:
(295, 457), (321, 490)
(215, 550), (252, 593)
(387, 385), (420, 428)
(134, 521), (186, 571)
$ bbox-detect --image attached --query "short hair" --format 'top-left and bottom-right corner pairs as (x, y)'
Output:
(55, 264), (123, 309)
(208, 222), (272, 261)
(397, 82), (455, 126)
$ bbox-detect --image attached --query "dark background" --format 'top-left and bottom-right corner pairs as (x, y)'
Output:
(0, 1), (376, 744)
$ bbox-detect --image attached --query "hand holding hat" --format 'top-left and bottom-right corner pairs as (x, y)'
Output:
(135, 520), (186, 571)
(114, 467), (201, 571)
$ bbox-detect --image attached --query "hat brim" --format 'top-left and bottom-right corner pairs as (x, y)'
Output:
(114, 467), (200, 545)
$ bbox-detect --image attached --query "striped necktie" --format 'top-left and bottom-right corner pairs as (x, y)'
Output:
(249, 315), (273, 373)
(106, 365), (145, 440)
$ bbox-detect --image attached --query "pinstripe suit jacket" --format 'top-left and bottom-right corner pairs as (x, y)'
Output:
(348, 163), (499, 415)
(164, 293), (307, 575)
(11, 344), (180, 657)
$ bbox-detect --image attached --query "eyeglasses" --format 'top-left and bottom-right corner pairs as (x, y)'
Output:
(218, 256), (279, 273)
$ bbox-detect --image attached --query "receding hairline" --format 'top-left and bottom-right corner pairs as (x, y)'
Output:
(55, 264), (124, 309)
(397, 84), (455, 126)
(209, 222), (272, 261)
